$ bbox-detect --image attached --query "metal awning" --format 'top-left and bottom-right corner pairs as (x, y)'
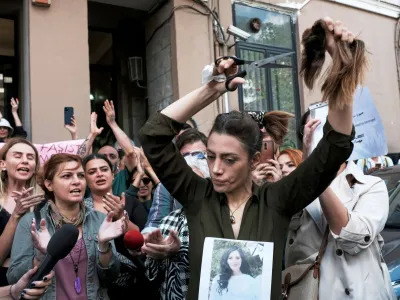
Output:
(89, 0), (163, 11)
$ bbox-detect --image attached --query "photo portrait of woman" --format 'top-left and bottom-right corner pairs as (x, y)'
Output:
(209, 246), (258, 300)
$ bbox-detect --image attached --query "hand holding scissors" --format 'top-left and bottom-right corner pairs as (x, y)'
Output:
(215, 52), (294, 92)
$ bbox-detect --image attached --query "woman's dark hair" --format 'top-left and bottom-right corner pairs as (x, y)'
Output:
(263, 111), (294, 145)
(210, 111), (262, 159)
(182, 123), (192, 130)
(40, 154), (82, 200)
(217, 246), (251, 295)
(175, 128), (208, 151)
(297, 110), (310, 149)
(82, 153), (113, 171)
(300, 19), (367, 110)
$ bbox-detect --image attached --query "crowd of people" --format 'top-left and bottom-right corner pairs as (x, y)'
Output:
(0, 17), (397, 300)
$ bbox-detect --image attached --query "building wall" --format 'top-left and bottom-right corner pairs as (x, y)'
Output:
(145, 1), (174, 117)
(172, 0), (222, 134)
(28, 0), (90, 143)
(298, 0), (400, 152)
(172, 0), (400, 151)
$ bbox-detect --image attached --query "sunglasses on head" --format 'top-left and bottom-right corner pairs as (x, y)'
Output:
(182, 151), (207, 160)
(141, 177), (152, 185)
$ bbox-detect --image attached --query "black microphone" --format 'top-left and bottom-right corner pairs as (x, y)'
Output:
(22, 224), (79, 298)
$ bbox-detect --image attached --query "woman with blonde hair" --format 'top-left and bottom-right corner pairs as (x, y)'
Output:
(0, 138), (43, 287)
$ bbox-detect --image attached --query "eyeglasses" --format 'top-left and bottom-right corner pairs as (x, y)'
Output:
(182, 151), (207, 160)
(141, 177), (152, 185)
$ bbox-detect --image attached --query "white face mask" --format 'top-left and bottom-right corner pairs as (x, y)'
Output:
(184, 155), (210, 178)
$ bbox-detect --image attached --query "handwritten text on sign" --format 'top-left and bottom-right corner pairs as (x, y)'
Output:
(309, 87), (388, 161)
(0, 139), (84, 164)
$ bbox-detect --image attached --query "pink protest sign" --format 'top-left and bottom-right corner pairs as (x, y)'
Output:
(0, 139), (84, 164)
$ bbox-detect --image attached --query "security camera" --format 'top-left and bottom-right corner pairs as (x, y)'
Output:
(227, 25), (251, 41)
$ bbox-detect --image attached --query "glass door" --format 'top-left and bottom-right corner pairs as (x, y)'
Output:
(0, 17), (18, 126)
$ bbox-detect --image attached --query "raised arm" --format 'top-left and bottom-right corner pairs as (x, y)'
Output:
(77, 112), (103, 158)
(10, 98), (22, 127)
(139, 60), (243, 210)
(10, 98), (27, 138)
(322, 177), (388, 255)
(267, 18), (362, 216)
(65, 115), (78, 140)
(103, 100), (137, 171)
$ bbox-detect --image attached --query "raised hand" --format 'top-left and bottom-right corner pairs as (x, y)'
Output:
(103, 100), (116, 125)
(141, 229), (181, 259)
(139, 148), (152, 171)
(31, 218), (51, 256)
(252, 160), (282, 185)
(98, 211), (128, 243)
(102, 192), (126, 221)
(11, 187), (44, 220)
(11, 267), (54, 299)
(265, 159), (283, 182)
(209, 58), (245, 93)
(10, 98), (19, 113)
(90, 112), (104, 136)
(65, 115), (78, 140)
(323, 17), (355, 57)
(302, 118), (321, 157)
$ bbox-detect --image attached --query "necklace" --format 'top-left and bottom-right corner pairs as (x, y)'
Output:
(69, 239), (83, 294)
(229, 196), (251, 224)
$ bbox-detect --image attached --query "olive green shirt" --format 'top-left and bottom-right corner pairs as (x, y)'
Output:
(139, 112), (355, 300)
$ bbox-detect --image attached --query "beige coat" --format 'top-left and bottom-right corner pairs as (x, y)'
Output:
(285, 161), (396, 300)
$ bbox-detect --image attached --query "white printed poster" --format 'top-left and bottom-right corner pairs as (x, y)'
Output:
(310, 86), (387, 161)
(198, 237), (274, 300)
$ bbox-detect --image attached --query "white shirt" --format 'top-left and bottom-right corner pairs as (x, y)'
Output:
(209, 274), (258, 300)
(285, 161), (396, 300)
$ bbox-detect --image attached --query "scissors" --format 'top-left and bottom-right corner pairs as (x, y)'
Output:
(215, 52), (294, 92)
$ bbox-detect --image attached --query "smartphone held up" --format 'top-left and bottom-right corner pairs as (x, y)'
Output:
(64, 107), (74, 126)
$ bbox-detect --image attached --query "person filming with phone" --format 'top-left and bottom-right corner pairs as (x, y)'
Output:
(248, 111), (294, 185)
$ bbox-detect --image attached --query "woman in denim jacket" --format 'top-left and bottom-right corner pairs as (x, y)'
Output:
(7, 154), (127, 300)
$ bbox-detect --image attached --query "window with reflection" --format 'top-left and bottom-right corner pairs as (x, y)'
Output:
(234, 3), (300, 148)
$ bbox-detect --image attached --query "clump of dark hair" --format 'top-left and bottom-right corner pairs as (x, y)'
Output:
(300, 19), (368, 110)
(175, 128), (208, 151)
(182, 123), (192, 130)
(262, 111), (294, 145)
(210, 111), (262, 158)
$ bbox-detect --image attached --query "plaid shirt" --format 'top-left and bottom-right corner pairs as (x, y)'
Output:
(143, 183), (182, 234)
(145, 209), (189, 300)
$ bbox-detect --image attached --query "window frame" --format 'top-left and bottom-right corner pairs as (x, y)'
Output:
(233, 2), (301, 146)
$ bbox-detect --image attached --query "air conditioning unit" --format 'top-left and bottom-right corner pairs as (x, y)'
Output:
(128, 57), (144, 82)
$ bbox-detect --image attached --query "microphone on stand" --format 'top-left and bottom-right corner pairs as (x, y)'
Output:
(21, 224), (79, 299)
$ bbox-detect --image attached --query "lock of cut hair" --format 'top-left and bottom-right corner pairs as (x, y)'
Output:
(300, 19), (368, 110)
(262, 111), (295, 145)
